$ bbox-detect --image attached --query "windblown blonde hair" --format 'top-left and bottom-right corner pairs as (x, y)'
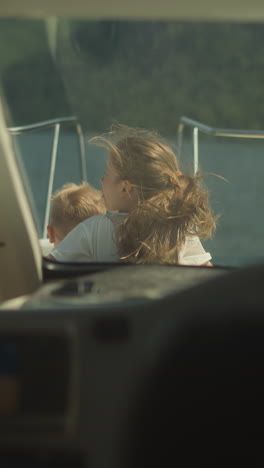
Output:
(50, 181), (106, 238)
(91, 125), (216, 264)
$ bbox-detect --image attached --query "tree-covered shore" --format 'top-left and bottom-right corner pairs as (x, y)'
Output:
(1, 19), (264, 134)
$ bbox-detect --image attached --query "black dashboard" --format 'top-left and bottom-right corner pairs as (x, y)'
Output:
(1, 262), (264, 467)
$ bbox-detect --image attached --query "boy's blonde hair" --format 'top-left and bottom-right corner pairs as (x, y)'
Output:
(91, 125), (217, 264)
(50, 181), (106, 238)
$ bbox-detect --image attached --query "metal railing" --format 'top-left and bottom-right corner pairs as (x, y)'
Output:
(177, 116), (264, 174)
(8, 116), (87, 239)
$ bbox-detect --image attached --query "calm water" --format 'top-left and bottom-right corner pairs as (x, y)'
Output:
(13, 129), (264, 267)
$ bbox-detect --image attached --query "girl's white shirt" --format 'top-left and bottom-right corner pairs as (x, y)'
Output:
(51, 214), (212, 265)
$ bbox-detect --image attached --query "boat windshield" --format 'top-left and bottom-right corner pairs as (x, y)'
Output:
(1, 18), (264, 267)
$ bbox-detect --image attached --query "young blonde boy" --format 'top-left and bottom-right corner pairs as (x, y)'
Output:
(47, 181), (106, 246)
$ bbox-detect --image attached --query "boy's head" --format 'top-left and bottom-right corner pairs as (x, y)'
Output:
(47, 182), (106, 245)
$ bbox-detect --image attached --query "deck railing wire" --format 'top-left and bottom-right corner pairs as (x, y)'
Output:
(178, 116), (264, 174)
(8, 116), (87, 239)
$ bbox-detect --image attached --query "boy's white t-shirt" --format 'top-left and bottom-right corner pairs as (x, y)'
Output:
(51, 214), (212, 265)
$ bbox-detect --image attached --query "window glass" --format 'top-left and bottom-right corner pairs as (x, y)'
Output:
(1, 18), (264, 266)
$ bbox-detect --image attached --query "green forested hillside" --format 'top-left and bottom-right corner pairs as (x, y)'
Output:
(1, 19), (264, 133)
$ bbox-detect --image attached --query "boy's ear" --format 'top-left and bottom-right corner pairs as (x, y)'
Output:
(47, 225), (55, 244)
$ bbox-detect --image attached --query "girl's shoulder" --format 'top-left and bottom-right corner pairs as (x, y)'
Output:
(180, 236), (211, 266)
